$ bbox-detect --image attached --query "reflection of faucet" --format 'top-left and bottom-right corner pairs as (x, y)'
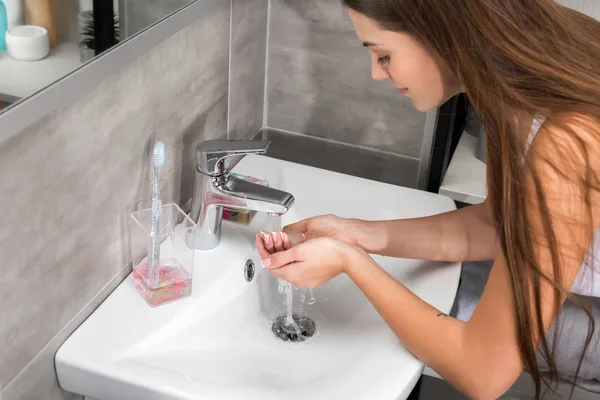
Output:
(187, 139), (295, 250)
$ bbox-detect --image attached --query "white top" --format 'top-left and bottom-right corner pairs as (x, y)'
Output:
(574, 230), (600, 297)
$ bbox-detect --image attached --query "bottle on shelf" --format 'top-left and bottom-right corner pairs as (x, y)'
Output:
(24, 0), (56, 47)
(0, 0), (8, 51)
(4, 0), (24, 28)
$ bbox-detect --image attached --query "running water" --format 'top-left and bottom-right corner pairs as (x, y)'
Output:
(270, 215), (295, 326)
(269, 214), (317, 337)
(284, 281), (296, 327)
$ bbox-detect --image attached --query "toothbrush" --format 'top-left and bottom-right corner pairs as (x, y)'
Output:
(150, 141), (166, 288)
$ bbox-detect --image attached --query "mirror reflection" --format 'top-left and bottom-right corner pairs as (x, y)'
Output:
(0, 0), (194, 113)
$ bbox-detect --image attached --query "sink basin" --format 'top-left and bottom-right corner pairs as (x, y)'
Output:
(56, 155), (461, 400)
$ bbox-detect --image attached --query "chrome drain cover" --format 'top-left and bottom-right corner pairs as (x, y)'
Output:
(272, 315), (316, 342)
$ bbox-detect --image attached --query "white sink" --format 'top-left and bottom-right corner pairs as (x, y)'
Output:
(56, 155), (461, 400)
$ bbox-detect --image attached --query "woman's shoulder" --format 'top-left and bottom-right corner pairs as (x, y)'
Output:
(543, 111), (600, 139)
(530, 110), (600, 169)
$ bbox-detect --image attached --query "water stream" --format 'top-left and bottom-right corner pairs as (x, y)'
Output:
(269, 214), (320, 337)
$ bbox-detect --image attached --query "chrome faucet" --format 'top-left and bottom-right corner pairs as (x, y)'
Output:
(187, 139), (295, 250)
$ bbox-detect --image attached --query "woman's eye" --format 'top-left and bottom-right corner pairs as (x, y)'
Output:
(377, 55), (390, 65)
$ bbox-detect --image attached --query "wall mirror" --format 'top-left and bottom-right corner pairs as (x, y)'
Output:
(0, 0), (194, 114)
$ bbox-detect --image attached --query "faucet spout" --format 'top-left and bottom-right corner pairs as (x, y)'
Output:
(187, 139), (294, 250)
(216, 174), (294, 215)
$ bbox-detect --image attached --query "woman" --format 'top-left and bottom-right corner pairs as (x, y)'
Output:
(256, 1), (600, 399)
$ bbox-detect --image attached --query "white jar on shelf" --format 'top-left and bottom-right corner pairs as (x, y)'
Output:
(6, 25), (50, 61)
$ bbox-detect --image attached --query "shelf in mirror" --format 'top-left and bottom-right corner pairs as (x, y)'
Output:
(0, 41), (81, 99)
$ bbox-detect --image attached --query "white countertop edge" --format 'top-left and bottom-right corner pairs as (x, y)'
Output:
(439, 132), (487, 205)
(438, 187), (486, 205)
(423, 366), (443, 380)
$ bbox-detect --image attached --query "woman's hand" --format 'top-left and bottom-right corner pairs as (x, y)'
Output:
(257, 214), (376, 256)
(285, 214), (363, 245)
(258, 237), (364, 288)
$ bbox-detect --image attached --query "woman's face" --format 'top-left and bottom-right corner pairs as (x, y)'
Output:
(348, 9), (463, 112)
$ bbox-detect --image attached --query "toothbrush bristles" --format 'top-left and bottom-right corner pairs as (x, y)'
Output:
(152, 141), (167, 168)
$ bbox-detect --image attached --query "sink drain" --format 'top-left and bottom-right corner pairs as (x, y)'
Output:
(244, 259), (255, 282)
(272, 315), (316, 342)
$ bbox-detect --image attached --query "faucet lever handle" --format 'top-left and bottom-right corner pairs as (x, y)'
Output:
(196, 139), (271, 176)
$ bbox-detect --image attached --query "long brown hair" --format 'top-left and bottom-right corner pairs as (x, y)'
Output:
(342, 0), (600, 398)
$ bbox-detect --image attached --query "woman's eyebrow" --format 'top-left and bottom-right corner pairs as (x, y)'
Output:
(362, 41), (380, 47)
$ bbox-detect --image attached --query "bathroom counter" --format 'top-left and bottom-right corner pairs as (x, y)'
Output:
(0, 42), (81, 99)
(439, 132), (487, 205)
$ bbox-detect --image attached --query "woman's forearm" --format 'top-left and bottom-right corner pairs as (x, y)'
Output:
(356, 201), (499, 262)
(342, 248), (513, 399)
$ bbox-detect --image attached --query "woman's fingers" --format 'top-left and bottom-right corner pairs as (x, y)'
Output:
(282, 232), (293, 250)
(261, 230), (275, 253)
(288, 231), (306, 247)
(256, 231), (290, 258)
(264, 246), (300, 269)
(267, 264), (300, 285)
(272, 232), (285, 252)
(283, 219), (309, 235)
(267, 264), (287, 280)
(256, 234), (272, 260)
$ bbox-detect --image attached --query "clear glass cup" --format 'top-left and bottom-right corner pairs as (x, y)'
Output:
(130, 203), (195, 307)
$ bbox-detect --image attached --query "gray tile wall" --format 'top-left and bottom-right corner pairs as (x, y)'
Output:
(265, 0), (426, 187)
(0, 2), (230, 398)
(228, 0), (269, 139)
(557, 0), (600, 20)
(263, 128), (419, 188)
